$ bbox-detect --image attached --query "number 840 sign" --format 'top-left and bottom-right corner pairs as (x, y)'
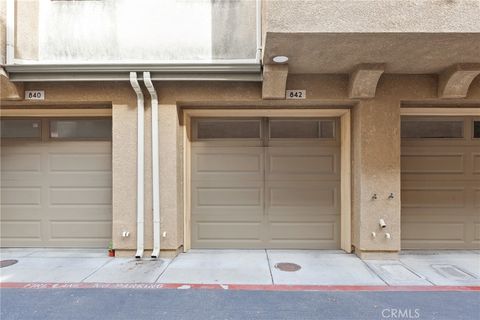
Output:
(25, 90), (45, 100)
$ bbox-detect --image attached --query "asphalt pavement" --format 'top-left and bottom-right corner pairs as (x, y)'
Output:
(1, 289), (479, 320)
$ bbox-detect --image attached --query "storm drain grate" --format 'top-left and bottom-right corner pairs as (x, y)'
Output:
(0, 260), (18, 268)
(274, 262), (301, 272)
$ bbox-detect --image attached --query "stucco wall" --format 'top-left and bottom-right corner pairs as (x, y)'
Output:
(264, 0), (480, 34)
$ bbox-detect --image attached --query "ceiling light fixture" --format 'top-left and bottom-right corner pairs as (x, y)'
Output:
(272, 55), (289, 63)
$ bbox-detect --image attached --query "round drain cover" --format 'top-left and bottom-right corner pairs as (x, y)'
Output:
(0, 260), (18, 268)
(274, 262), (301, 272)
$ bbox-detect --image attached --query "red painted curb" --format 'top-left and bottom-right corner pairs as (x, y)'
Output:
(1, 282), (479, 292)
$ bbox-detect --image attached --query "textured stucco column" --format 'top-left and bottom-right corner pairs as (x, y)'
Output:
(112, 103), (140, 255)
(113, 103), (183, 258)
(158, 104), (184, 256)
(351, 90), (401, 259)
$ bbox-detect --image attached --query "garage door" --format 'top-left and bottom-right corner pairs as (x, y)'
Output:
(1, 118), (112, 248)
(191, 118), (340, 249)
(401, 116), (480, 249)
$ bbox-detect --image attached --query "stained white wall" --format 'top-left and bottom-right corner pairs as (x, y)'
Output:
(31, 0), (256, 63)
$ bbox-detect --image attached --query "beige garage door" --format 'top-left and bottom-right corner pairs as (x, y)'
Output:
(401, 116), (480, 249)
(191, 118), (340, 249)
(1, 118), (112, 248)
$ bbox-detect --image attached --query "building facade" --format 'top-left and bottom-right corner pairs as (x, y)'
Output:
(1, 0), (479, 259)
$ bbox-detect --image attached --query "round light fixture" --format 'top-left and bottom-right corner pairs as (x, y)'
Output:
(272, 55), (289, 63)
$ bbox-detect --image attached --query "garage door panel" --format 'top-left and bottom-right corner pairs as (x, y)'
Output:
(47, 207), (112, 221)
(48, 173), (112, 188)
(402, 188), (466, 208)
(267, 147), (339, 181)
(401, 153), (464, 174)
(1, 152), (42, 172)
(49, 153), (111, 172)
(402, 222), (465, 241)
(192, 180), (264, 216)
(197, 187), (262, 207)
(401, 212), (478, 247)
(50, 187), (112, 205)
(192, 147), (263, 181)
(1, 187), (42, 205)
(195, 222), (262, 240)
(267, 186), (339, 217)
(0, 209), (44, 220)
(0, 221), (42, 239)
(474, 224), (480, 243)
(193, 221), (264, 248)
(475, 189), (480, 208)
(402, 146), (479, 181)
(269, 221), (337, 241)
(49, 221), (111, 240)
(402, 180), (478, 213)
(474, 154), (480, 174)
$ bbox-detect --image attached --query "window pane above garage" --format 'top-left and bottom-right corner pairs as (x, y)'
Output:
(50, 119), (112, 140)
(269, 119), (335, 139)
(474, 121), (480, 138)
(196, 119), (261, 140)
(0, 119), (42, 138)
(401, 119), (464, 139)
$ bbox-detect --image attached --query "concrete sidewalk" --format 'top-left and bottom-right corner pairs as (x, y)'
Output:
(1, 249), (479, 286)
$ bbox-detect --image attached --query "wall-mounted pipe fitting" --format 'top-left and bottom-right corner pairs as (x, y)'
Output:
(388, 193), (395, 199)
(379, 219), (386, 229)
(385, 233), (391, 239)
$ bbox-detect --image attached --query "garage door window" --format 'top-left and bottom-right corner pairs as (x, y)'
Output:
(401, 119), (464, 139)
(0, 119), (42, 139)
(196, 119), (261, 140)
(269, 119), (335, 139)
(474, 121), (480, 138)
(49, 119), (112, 140)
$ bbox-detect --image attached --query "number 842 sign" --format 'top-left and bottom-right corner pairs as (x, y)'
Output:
(286, 90), (306, 99)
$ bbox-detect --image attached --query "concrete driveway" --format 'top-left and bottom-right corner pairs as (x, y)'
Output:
(1, 249), (479, 287)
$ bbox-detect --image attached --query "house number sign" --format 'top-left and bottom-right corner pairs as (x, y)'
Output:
(25, 90), (45, 100)
(286, 90), (306, 99)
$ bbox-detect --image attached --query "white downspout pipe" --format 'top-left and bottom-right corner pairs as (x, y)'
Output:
(6, 0), (15, 64)
(143, 72), (161, 259)
(130, 72), (145, 259)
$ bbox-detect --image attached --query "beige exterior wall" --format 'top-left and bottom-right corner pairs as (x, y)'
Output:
(1, 75), (479, 257)
(263, 0), (480, 34)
